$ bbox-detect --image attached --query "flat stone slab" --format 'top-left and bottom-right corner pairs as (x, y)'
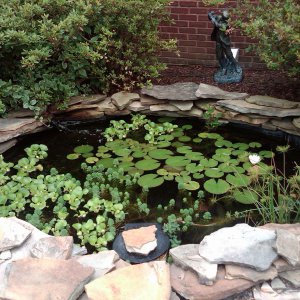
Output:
(122, 225), (157, 256)
(54, 109), (105, 120)
(293, 117), (300, 129)
(253, 283), (300, 300)
(172, 101), (194, 111)
(150, 104), (179, 112)
(171, 264), (255, 300)
(31, 236), (73, 259)
(225, 264), (277, 283)
(279, 270), (300, 288)
(141, 82), (199, 101)
(198, 224), (277, 271)
(75, 250), (120, 280)
(272, 258), (298, 273)
(217, 100), (300, 117)
(246, 95), (298, 109)
(68, 94), (107, 106)
(96, 97), (117, 112)
(170, 244), (217, 285)
(127, 101), (149, 112)
(271, 119), (298, 131)
(0, 258), (94, 300)
(0, 118), (36, 132)
(0, 139), (17, 154)
(179, 107), (203, 118)
(111, 92), (140, 110)
(195, 83), (248, 100)
(85, 261), (171, 300)
(0, 217), (32, 252)
(140, 95), (168, 105)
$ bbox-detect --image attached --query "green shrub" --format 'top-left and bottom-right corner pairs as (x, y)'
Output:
(0, 0), (176, 114)
(203, 0), (300, 76)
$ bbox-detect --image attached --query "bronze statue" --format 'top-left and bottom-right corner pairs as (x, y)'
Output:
(208, 10), (243, 83)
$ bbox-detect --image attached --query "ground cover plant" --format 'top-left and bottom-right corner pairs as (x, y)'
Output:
(0, 0), (176, 115)
(1, 116), (299, 250)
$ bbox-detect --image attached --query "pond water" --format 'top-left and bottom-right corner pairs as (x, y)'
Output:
(3, 115), (300, 248)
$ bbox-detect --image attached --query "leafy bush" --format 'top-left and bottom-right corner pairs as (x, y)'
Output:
(203, 0), (300, 75)
(0, 0), (176, 114)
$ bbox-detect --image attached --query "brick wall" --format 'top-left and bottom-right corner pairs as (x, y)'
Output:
(159, 0), (264, 69)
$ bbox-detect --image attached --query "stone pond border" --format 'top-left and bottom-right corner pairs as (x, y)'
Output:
(1, 82), (300, 155)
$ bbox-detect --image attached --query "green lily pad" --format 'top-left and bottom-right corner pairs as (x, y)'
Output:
(172, 130), (184, 137)
(186, 163), (204, 173)
(178, 136), (191, 142)
(233, 143), (249, 150)
(164, 174), (174, 181)
(186, 152), (204, 161)
(249, 142), (262, 148)
(215, 139), (233, 148)
(204, 179), (230, 195)
(200, 158), (218, 168)
(182, 181), (200, 191)
(175, 175), (192, 184)
(182, 124), (193, 130)
(135, 159), (160, 171)
(96, 158), (116, 168)
(157, 168), (168, 176)
(86, 157), (99, 164)
(74, 144), (94, 154)
(219, 163), (236, 173)
(233, 190), (258, 204)
(259, 150), (274, 158)
(148, 149), (173, 160)
(66, 153), (79, 160)
(199, 132), (221, 139)
(158, 134), (175, 141)
(82, 152), (94, 158)
(118, 161), (134, 171)
(232, 149), (245, 156)
(132, 150), (146, 158)
(193, 138), (202, 143)
(113, 148), (131, 157)
(243, 162), (252, 171)
(193, 173), (204, 180)
(158, 117), (176, 123)
(172, 141), (184, 148)
(166, 156), (191, 168)
(96, 152), (112, 158)
(212, 154), (230, 162)
(128, 168), (144, 175)
(157, 141), (171, 148)
(138, 174), (164, 189)
(215, 148), (232, 156)
(177, 146), (192, 154)
(226, 173), (250, 187)
(97, 146), (109, 153)
(205, 168), (224, 178)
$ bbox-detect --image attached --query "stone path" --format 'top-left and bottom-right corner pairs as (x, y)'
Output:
(1, 218), (300, 300)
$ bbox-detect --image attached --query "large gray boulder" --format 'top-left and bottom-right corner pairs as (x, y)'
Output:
(111, 92), (140, 110)
(142, 82), (199, 101)
(245, 95), (298, 109)
(198, 224), (278, 271)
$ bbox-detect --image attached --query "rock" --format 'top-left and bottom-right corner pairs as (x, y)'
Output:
(279, 269), (300, 287)
(0, 251), (11, 260)
(275, 227), (300, 266)
(225, 264), (277, 283)
(172, 101), (194, 111)
(68, 94), (107, 106)
(262, 122), (277, 131)
(0, 258), (94, 300)
(52, 104), (100, 114)
(150, 104), (179, 112)
(271, 277), (286, 290)
(6, 109), (35, 118)
(0, 139), (17, 154)
(224, 113), (269, 125)
(97, 97), (118, 112)
(170, 291), (180, 300)
(105, 109), (131, 116)
(75, 250), (120, 280)
(85, 261), (171, 300)
(114, 258), (131, 270)
(0, 119), (45, 143)
(246, 95), (298, 109)
(140, 95), (168, 105)
(144, 110), (186, 118)
(271, 119), (298, 131)
(171, 264), (255, 300)
(0, 118), (36, 132)
(72, 244), (88, 256)
(0, 217), (32, 252)
(260, 282), (275, 293)
(169, 244), (217, 285)
(179, 107), (203, 118)
(31, 236), (73, 259)
(272, 259), (298, 273)
(254, 285), (300, 300)
(198, 224), (278, 271)
(217, 100), (300, 117)
(142, 82), (199, 101)
(293, 117), (300, 129)
(127, 101), (150, 112)
(122, 225), (157, 256)
(195, 83), (248, 100)
(194, 99), (218, 110)
(54, 109), (105, 120)
(111, 92), (140, 110)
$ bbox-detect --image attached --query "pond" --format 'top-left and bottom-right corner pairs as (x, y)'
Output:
(2, 115), (300, 250)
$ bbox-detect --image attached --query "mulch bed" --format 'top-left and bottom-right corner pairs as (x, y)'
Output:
(154, 65), (300, 102)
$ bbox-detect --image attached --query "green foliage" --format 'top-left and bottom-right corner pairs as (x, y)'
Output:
(0, 0), (176, 113)
(203, 105), (223, 130)
(203, 0), (300, 75)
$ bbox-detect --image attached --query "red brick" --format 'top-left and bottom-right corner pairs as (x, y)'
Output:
(188, 47), (207, 53)
(170, 14), (179, 20)
(189, 8), (208, 14)
(179, 27), (197, 34)
(160, 26), (179, 33)
(189, 21), (208, 28)
(178, 40), (197, 46)
(171, 7), (189, 14)
(179, 14), (197, 21)
(179, 1), (197, 7)
(174, 20), (189, 27)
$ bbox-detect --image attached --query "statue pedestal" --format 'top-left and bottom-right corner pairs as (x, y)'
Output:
(214, 63), (243, 84)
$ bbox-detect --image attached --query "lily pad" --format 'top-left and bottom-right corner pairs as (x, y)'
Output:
(96, 158), (115, 168)
(212, 154), (230, 162)
(82, 152), (94, 158)
(193, 173), (204, 180)
(157, 141), (171, 148)
(135, 159), (160, 171)
(66, 153), (79, 160)
(233, 143), (249, 150)
(177, 146), (192, 154)
(149, 149), (173, 160)
(128, 168), (144, 175)
(158, 117), (176, 123)
(86, 157), (99, 164)
(215, 139), (233, 148)
(119, 161), (134, 171)
(74, 144), (94, 154)
(186, 163), (204, 173)
(178, 136), (191, 142)
(226, 174), (250, 187)
(97, 146), (109, 153)
(157, 168), (168, 176)
(200, 158), (218, 168)
(233, 190), (258, 204)
(175, 175), (192, 184)
(182, 124), (193, 130)
(166, 156), (191, 168)
(172, 130), (184, 137)
(138, 174), (164, 189)
(158, 134), (175, 141)
(205, 168), (224, 178)
(172, 141), (184, 148)
(259, 150), (274, 158)
(132, 150), (146, 158)
(113, 148), (131, 157)
(186, 152), (204, 161)
(193, 138), (202, 143)
(96, 152), (112, 158)
(249, 142), (262, 148)
(204, 179), (230, 195)
(182, 181), (200, 191)
(199, 132), (221, 139)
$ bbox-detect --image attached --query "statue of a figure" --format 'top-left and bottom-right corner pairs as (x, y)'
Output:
(208, 10), (243, 83)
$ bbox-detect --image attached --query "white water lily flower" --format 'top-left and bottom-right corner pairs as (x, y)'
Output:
(249, 154), (261, 165)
